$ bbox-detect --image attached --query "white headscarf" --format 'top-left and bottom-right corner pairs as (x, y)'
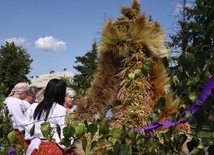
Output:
(9, 82), (30, 96)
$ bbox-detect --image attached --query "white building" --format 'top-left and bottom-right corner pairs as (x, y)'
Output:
(29, 70), (75, 88)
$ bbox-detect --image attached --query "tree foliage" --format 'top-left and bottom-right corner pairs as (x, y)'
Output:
(168, 0), (214, 144)
(0, 42), (33, 96)
(72, 42), (98, 98)
(170, 0), (214, 108)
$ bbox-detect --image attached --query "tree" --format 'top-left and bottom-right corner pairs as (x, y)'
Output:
(169, 0), (214, 105)
(170, 0), (190, 52)
(168, 1), (214, 152)
(0, 42), (33, 96)
(71, 42), (98, 98)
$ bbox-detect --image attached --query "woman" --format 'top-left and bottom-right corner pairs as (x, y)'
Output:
(25, 79), (73, 155)
(4, 82), (30, 142)
(63, 87), (77, 112)
(23, 86), (38, 113)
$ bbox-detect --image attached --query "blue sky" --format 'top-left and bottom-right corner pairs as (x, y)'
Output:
(0, 0), (182, 77)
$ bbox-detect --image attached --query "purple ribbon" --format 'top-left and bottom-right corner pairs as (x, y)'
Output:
(134, 75), (214, 136)
(8, 148), (16, 155)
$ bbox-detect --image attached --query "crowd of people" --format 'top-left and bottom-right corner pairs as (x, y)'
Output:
(4, 79), (76, 155)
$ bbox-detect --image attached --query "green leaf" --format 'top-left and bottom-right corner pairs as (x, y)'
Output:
(164, 130), (172, 143)
(82, 136), (87, 152)
(88, 124), (98, 139)
(111, 137), (118, 145)
(121, 143), (130, 155)
(186, 77), (197, 86)
(97, 136), (105, 144)
(91, 141), (97, 151)
(208, 145), (214, 154)
(136, 138), (144, 147)
(30, 124), (35, 136)
(185, 110), (191, 118)
(59, 137), (71, 150)
(162, 56), (169, 68)
(128, 129), (135, 139)
(109, 128), (122, 145)
(145, 137), (155, 153)
(152, 112), (159, 120)
(197, 144), (204, 149)
(211, 132), (214, 139)
(156, 97), (166, 113)
(141, 65), (149, 77)
(56, 124), (61, 139)
(63, 124), (75, 138)
(178, 52), (195, 72)
(146, 58), (153, 67)
(84, 120), (89, 128)
(126, 80), (132, 88)
(188, 92), (197, 101)
(109, 128), (122, 138)
(172, 75), (179, 86)
(195, 51), (206, 71)
(46, 134), (52, 141)
(201, 137), (209, 145)
(64, 115), (69, 124)
(40, 121), (52, 140)
(98, 120), (106, 134)
(113, 141), (120, 155)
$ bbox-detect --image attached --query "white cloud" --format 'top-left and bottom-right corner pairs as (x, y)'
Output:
(175, 3), (192, 13)
(35, 36), (67, 52)
(5, 37), (27, 45)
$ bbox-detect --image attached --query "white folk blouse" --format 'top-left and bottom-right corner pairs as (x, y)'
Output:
(25, 102), (69, 155)
(4, 96), (26, 132)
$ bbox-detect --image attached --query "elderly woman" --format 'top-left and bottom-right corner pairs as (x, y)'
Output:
(4, 82), (30, 141)
(63, 87), (77, 112)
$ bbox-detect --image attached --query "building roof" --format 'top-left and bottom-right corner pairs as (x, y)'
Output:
(29, 70), (74, 88)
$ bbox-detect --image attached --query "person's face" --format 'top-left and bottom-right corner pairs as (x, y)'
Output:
(20, 91), (28, 100)
(27, 95), (36, 104)
(64, 95), (75, 108)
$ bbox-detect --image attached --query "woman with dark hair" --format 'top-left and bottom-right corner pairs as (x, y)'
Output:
(25, 79), (73, 155)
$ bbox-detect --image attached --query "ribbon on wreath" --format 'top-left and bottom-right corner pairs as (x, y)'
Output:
(134, 75), (214, 136)
(8, 148), (16, 155)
